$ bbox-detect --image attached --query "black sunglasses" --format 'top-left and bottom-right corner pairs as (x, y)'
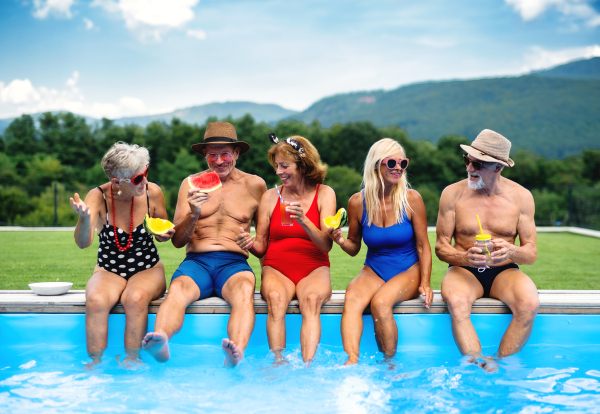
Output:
(462, 154), (486, 171)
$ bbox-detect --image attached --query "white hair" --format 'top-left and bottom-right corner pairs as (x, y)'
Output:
(101, 142), (150, 179)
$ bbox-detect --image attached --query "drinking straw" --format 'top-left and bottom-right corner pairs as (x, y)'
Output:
(275, 184), (284, 204)
(476, 215), (484, 235)
(476, 214), (491, 255)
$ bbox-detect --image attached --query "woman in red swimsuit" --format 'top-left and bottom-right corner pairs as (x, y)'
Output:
(237, 135), (336, 363)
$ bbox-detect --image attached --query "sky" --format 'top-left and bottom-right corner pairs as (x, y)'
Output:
(0, 0), (599, 119)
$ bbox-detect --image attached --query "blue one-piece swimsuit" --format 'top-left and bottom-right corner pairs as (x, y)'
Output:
(362, 193), (419, 282)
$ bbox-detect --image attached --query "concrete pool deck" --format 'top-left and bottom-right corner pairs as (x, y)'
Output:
(1, 290), (599, 314)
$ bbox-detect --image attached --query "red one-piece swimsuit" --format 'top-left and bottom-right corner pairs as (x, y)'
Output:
(263, 184), (330, 285)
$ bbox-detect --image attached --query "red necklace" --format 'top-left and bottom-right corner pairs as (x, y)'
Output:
(110, 184), (134, 252)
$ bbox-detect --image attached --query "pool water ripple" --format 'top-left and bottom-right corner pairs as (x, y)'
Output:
(0, 343), (599, 413)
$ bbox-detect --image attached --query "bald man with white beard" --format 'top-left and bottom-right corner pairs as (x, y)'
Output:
(435, 130), (539, 371)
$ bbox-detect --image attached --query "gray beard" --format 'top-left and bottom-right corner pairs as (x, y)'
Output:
(468, 174), (485, 190)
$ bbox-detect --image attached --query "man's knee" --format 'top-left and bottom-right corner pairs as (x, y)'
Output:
(228, 276), (255, 307)
(167, 277), (199, 302)
(444, 291), (474, 320)
(512, 294), (540, 319)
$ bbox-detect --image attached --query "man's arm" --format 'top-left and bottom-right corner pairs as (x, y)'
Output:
(435, 186), (469, 267)
(491, 188), (537, 265)
(171, 177), (210, 249)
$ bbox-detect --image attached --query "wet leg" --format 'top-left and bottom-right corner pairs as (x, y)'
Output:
(296, 267), (332, 363)
(490, 269), (539, 357)
(441, 267), (484, 356)
(371, 263), (420, 358)
(142, 276), (200, 362)
(221, 271), (256, 367)
(120, 263), (166, 363)
(341, 267), (383, 365)
(261, 266), (295, 363)
(85, 269), (127, 366)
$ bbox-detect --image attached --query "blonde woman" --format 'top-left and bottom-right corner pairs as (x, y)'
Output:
(327, 138), (433, 365)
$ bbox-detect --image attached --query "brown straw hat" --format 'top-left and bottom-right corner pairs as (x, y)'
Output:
(460, 129), (515, 167)
(191, 122), (251, 155)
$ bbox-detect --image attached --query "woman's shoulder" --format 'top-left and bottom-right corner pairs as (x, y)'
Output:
(147, 182), (165, 198)
(348, 191), (363, 206)
(261, 188), (280, 203)
(87, 184), (108, 202)
(407, 188), (423, 202)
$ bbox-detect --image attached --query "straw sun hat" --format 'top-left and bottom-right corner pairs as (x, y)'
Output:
(191, 122), (251, 155)
(460, 129), (515, 167)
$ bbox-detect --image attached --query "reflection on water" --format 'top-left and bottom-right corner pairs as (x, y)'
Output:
(0, 344), (599, 413)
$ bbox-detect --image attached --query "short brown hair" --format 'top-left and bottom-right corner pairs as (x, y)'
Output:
(268, 135), (327, 186)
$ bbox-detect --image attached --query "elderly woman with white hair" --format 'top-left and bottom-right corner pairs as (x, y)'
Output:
(327, 138), (433, 365)
(70, 142), (174, 366)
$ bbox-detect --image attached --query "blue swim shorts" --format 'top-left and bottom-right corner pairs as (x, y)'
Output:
(172, 251), (254, 299)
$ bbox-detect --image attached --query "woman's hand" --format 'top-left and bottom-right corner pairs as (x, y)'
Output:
(236, 227), (255, 251)
(326, 226), (345, 245)
(70, 193), (91, 219)
(286, 202), (306, 224)
(188, 189), (211, 216)
(155, 228), (175, 242)
(419, 285), (434, 309)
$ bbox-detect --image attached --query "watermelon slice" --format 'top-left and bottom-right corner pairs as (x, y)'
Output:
(188, 171), (222, 193)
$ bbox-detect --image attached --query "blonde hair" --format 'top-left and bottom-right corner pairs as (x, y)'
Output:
(101, 142), (150, 179)
(268, 136), (327, 186)
(362, 138), (411, 226)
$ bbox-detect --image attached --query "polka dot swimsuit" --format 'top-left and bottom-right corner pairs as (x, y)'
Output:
(96, 186), (160, 280)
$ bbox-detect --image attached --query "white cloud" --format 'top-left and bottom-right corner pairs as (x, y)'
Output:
(522, 44), (600, 72)
(83, 17), (95, 30)
(91, 0), (200, 41)
(32, 0), (74, 19)
(505, 0), (600, 27)
(187, 29), (206, 40)
(0, 72), (157, 119)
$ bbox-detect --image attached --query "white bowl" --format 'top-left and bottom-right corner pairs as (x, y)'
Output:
(28, 282), (73, 296)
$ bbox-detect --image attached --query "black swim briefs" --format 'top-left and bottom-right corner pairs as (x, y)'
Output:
(451, 263), (520, 298)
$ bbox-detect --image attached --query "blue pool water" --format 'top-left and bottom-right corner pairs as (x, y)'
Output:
(1, 314), (599, 413)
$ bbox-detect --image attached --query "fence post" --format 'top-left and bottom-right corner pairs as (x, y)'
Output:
(567, 183), (573, 227)
(54, 181), (58, 227)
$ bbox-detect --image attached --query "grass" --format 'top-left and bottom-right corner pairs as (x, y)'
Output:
(0, 232), (599, 291)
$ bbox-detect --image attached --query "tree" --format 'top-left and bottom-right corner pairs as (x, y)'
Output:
(4, 115), (38, 157)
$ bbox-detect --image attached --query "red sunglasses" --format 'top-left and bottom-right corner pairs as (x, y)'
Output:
(206, 152), (233, 164)
(381, 158), (409, 171)
(121, 165), (149, 185)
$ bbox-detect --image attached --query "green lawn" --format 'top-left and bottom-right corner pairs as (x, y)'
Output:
(0, 232), (598, 290)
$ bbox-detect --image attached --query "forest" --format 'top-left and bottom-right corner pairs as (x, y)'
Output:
(1, 112), (599, 229)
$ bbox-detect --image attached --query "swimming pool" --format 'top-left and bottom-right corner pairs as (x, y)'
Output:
(1, 313), (599, 413)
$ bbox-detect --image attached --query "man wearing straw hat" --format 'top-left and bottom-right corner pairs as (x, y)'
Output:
(435, 129), (539, 369)
(143, 122), (267, 366)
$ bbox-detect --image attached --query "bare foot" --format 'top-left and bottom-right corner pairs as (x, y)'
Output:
(142, 332), (170, 362)
(272, 348), (288, 367)
(84, 351), (102, 370)
(344, 356), (358, 366)
(222, 338), (243, 367)
(467, 354), (498, 373)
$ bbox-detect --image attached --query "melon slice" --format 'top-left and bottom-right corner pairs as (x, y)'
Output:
(188, 171), (222, 193)
(324, 208), (348, 230)
(143, 214), (174, 236)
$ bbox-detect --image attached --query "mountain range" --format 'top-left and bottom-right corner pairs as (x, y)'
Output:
(1, 57), (598, 158)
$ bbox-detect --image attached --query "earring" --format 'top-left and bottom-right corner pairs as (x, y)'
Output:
(117, 186), (122, 196)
